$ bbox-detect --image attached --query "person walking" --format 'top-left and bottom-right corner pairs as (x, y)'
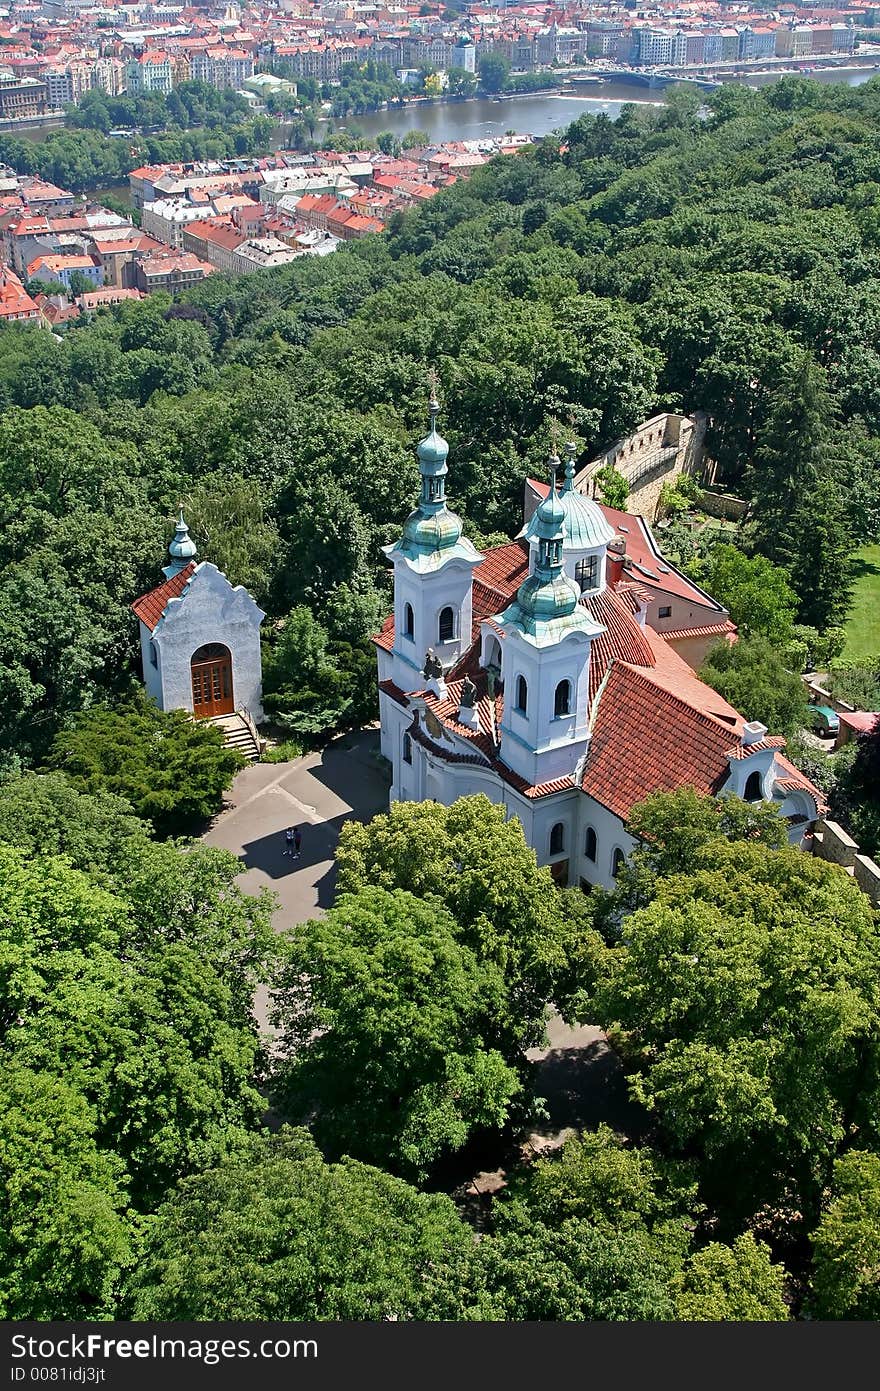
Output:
(283, 826), (294, 857)
(293, 826), (302, 860)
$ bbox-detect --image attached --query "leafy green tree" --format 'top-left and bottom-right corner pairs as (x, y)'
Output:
(748, 355), (854, 631)
(700, 635), (805, 737)
(47, 695), (244, 837)
(810, 1151), (880, 1319)
(478, 54), (510, 94)
(469, 1218), (674, 1321)
(594, 463), (629, 509)
(698, 544), (798, 643)
(335, 796), (595, 1051)
(673, 1235), (789, 1321)
(0, 1065), (133, 1319)
(586, 840), (880, 1228)
(272, 887), (521, 1178)
(128, 1128), (473, 1320)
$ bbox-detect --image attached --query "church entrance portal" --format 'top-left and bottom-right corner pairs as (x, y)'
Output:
(191, 643), (234, 719)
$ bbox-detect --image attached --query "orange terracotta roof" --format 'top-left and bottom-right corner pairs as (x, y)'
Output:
(131, 562), (196, 632)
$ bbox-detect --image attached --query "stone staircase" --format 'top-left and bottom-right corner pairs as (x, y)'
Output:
(209, 711), (261, 762)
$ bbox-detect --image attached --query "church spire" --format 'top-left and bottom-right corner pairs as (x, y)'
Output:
(416, 371), (449, 513)
(162, 507), (198, 578)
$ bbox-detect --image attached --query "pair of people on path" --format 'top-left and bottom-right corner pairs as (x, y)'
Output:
(283, 825), (302, 859)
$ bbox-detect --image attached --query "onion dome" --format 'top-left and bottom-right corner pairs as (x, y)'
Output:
(162, 509), (198, 578)
(498, 461), (603, 646)
(384, 387), (480, 573)
(523, 441), (615, 553)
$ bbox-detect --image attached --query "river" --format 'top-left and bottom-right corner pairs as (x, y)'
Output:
(65, 63), (880, 207)
(327, 66), (880, 144)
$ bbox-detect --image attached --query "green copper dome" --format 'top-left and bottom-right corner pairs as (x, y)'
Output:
(523, 443), (615, 552)
(401, 504), (464, 554)
(497, 463), (603, 647)
(383, 388), (481, 574)
(162, 508), (198, 578)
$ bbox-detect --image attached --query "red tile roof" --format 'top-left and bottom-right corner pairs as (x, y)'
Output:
(726, 736), (786, 760)
(131, 562), (196, 632)
(581, 663), (740, 820)
(663, 620), (737, 641)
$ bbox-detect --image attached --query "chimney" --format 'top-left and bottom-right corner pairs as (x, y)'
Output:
(606, 535), (626, 589)
(742, 721), (767, 748)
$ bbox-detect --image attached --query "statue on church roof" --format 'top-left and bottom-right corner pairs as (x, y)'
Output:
(459, 675), (477, 709)
(423, 648), (443, 679)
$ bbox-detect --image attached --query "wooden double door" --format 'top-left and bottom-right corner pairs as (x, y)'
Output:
(191, 643), (234, 719)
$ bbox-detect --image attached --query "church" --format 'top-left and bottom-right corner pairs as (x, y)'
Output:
(131, 511), (265, 730)
(374, 395), (824, 891)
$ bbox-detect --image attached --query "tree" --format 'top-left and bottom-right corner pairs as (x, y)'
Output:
(810, 1151), (880, 1319)
(271, 886), (521, 1178)
(468, 1218), (675, 1321)
(128, 1128), (473, 1320)
(698, 544), (798, 643)
(0, 841), (267, 1210)
(335, 796), (594, 1053)
(620, 786), (789, 903)
(47, 695), (244, 838)
(673, 1236), (789, 1321)
(586, 840), (880, 1228)
(700, 635), (805, 737)
(0, 1065), (133, 1319)
(594, 463), (629, 509)
(748, 355), (854, 631)
(478, 54), (510, 95)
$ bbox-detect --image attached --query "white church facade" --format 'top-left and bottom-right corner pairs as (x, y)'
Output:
(132, 512), (265, 724)
(375, 399), (824, 891)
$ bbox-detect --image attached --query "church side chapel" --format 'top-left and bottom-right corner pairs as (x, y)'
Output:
(375, 391), (824, 892)
(131, 511), (266, 737)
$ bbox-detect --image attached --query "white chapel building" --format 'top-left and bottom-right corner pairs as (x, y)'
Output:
(132, 512), (265, 725)
(375, 398), (824, 891)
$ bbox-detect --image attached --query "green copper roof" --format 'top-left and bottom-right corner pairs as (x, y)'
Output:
(499, 466), (604, 647)
(162, 509), (198, 578)
(523, 444), (615, 552)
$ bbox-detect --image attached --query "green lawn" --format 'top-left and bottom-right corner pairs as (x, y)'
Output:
(843, 544), (880, 663)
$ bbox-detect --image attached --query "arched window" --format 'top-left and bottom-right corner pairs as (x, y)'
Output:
(402, 732), (413, 765)
(744, 769), (763, 802)
(149, 639), (158, 669)
(515, 674), (528, 713)
(611, 847), (626, 879)
(438, 606), (455, 643)
(575, 555), (598, 593)
(549, 822), (565, 856)
(584, 826), (597, 862)
(403, 602), (414, 640)
(554, 679), (571, 719)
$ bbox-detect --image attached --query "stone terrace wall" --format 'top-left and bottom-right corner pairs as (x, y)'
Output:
(812, 817), (880, 906)
(575, 412), (707, 521)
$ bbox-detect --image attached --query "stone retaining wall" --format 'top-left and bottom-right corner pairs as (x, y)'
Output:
(812, 817), (880, 906)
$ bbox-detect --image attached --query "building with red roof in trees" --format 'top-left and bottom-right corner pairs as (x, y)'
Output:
(375, 406), (823, 892)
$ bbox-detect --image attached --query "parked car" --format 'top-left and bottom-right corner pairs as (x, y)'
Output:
(805, 704), (840, 736)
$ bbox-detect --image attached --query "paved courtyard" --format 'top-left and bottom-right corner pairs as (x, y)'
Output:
(202, 727), (391, 1025)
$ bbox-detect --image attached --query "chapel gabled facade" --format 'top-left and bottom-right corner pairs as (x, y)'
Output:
(375, 401), (825, 891)
(132, 512), (265, 724)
